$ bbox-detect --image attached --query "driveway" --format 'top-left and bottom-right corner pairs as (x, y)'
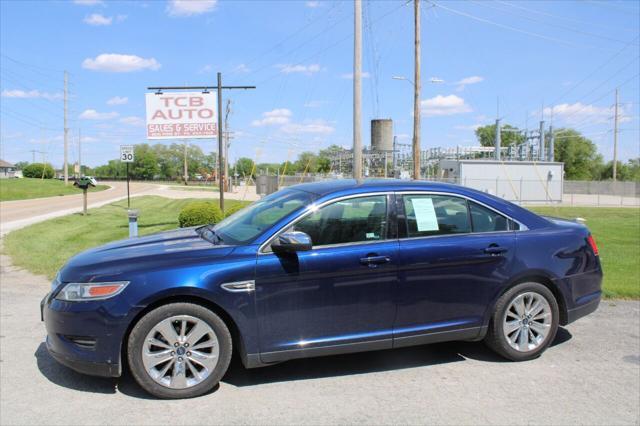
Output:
(0, 251), (638, 425)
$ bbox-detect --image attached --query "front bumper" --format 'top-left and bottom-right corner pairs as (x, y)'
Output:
(41, 293), (125, 378)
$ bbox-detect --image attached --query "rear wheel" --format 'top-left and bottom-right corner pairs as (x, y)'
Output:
(127, 302), (232, 399)
(485, 282), (559, 361)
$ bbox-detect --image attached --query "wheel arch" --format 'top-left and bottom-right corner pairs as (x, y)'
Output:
(486, 273), (569, 327)
(121, 294), (248, 371)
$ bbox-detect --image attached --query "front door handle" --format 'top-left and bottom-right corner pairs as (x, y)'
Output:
(359, 255), (391, 267)
(484, 246), (508, 255)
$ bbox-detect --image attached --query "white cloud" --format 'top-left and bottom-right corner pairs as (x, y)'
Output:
(1, 89), (63, 100)
(455, 75), (484, 92)
(198, 64), (213, 74)
(84, 13), (112, 25)
(340, 71), (370, 79)
(82, 54), (161, 72)
(454, 123), (482, 131)
(233, 63), (250, 73)
(281, 120), (334, 135)
(116, 14), (128, 22)
(167, 0), (217, 17)
(277, 64), (321, 75)
(541, 103), (614, 124)
(79, 109), (119, 120)
(421, 95), (472, 116)
(306, 1), (321, 7)
(73, 0), (104, 5)
(106, 96), (128, 105)
(251, 109), (292, 127)
(119, 116), (145, 126)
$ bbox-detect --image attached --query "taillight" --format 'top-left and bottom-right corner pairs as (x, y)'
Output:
(587, 235), (599, 256)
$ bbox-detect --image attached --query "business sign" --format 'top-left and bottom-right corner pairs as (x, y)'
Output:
(120, 145), (135, 163)
(145, 92), (217, 140)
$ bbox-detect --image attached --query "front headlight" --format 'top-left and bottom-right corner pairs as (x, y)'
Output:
(55, 281), (129, 302)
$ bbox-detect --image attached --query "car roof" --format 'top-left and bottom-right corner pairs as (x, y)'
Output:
(290, 179), (464, 196)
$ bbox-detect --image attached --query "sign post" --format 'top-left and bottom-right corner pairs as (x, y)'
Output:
(120, 145), (134, 208)
(146, 78), (255, 211)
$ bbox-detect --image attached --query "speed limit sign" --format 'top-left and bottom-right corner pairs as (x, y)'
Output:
(120, 145), (134, 163)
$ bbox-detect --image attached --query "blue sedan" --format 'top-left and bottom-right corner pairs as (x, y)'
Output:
(42, 180), (602, 398)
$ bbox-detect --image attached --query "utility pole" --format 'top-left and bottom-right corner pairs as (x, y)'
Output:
(549, 109), (555, 162)
(538, 120), (545, 161)
(217, 72), (225, 210)
(224, 99), (232, 191)
(353, 0), (363, 179)
(183, 140), (188, 184)
(78, 129), (82, 178)
(495, 118), (501, 161)
(30, 150), (37, 163)
(613, 88), (619, 182)
(412, 0), (421, 180)
(63, 70), (68, 185)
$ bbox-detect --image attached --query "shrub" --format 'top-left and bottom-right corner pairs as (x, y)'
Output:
(22, 163), (54, 179)
(224, 203), (245, 218)
(178, 201), (224, 228)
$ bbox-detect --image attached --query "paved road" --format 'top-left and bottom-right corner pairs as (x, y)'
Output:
(0, 251), (638, 425)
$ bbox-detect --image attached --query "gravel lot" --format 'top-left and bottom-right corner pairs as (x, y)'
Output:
(1, 250), (638, 426)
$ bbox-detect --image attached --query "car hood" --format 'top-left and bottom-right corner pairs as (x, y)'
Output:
(60, 227), (235, 282)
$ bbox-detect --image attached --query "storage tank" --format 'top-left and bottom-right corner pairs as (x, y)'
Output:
(371, 119), (393, 151)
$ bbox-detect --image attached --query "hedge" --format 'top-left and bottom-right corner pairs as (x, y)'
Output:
(178, 201), (224, 228)
(22, 163), (55, 179)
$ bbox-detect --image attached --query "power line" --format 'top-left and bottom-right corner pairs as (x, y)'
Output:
(430, 1), (606, 49)
(474, 0), (636, 45)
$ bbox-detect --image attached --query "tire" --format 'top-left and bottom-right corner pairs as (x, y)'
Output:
(127, 302), (232, 399)
(485, 282), (559, 361)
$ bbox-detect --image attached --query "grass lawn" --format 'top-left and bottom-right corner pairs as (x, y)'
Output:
(168, 185), (219, 192)
(3, 196), (250, 280)
(528, 206), (640, 299)
(0, 178), (109, 201)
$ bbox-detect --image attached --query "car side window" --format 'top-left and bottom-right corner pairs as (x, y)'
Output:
(402, 194), (470, 237)
(293, 195), (388, 246)
(469, 201), (511, 232)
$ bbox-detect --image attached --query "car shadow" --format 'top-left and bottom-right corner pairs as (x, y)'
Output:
(35, 328), (573, 396)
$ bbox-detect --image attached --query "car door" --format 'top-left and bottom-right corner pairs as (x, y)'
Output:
(255, 193), (399, 362)
(393, 192), (517, 346)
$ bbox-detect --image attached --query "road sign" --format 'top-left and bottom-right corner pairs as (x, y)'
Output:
(145, 92), (217, 140)
(120, 145), (135, 163)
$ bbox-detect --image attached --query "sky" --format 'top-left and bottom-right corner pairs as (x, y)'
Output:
(1, 0), (639, 168)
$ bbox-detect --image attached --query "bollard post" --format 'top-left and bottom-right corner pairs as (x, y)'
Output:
(128, 209), (139, 238)
(82, 188), (88, 215)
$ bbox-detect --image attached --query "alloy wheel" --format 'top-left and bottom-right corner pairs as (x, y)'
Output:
(141, 315), (220, 389)
(502, 292), (552, 352)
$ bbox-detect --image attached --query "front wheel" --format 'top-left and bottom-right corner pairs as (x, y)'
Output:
(485, 282), (559, 361)
(127, 302), (232, 399)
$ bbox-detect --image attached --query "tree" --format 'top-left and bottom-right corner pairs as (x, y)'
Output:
(132, 144), (160, 179)
(600, 158), (640, 181)
(475, 123), (525, 147)
(14, 161), (29, 170)
(234, 157), (255, 178)
(553, 129), (603, 180)
(295, 151), (318, 174)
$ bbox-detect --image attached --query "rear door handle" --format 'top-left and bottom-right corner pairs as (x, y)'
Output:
(484, 246), (508, 255)
(360, 255), (391, 267)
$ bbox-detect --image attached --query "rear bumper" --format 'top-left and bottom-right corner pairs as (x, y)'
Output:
(566, 293), (601, 324)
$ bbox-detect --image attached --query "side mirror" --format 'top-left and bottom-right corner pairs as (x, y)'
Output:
(271, 231), (312, 254)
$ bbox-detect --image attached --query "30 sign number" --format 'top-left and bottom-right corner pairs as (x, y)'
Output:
(120, 145), (134, 163)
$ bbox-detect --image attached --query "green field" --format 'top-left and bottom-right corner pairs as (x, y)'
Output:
(0, 178), (109, 201)
(528, 206), (639, 298)
(3, 200), (638, 298)
(3, 196), (250, 280)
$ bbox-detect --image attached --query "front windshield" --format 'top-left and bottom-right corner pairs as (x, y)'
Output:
(213, 189), (314, 245)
